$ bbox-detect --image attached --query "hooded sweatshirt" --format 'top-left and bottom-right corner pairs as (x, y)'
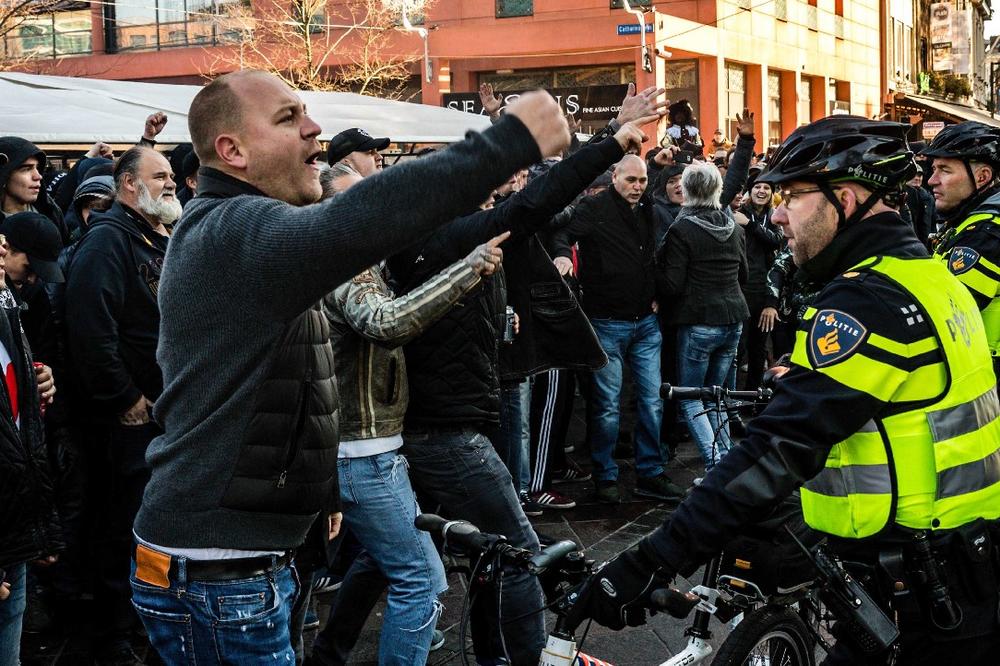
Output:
(655, 206), (749, 326)
(65, 201), (167, 420)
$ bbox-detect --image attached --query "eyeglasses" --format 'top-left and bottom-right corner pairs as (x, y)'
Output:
(779, 187), (824, 207)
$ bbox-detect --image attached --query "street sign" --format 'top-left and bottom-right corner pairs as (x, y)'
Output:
(617, 23), (653, 35)
(922, 121), (945, 139)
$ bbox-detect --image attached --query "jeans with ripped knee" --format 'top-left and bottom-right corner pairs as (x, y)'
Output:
(336, 451), (447, 666)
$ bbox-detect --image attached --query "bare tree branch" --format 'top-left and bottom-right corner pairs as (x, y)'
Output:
(202, 0), (429, 98)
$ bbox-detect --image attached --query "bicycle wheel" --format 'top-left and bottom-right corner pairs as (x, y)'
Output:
(712, 605), (816, 666)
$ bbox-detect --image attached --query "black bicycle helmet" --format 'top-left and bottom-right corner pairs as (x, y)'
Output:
(758, 116), (915, 189)
(759, 116), (916, 227)
(920, 121), (1000, 166)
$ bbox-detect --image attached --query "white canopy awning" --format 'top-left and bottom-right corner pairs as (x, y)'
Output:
(0, 72), (492, 145)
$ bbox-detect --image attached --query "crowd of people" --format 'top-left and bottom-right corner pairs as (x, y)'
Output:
(0, 69), (998, 666)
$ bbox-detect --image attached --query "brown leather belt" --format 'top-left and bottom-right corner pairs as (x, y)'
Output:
(135, 543), (293, 587)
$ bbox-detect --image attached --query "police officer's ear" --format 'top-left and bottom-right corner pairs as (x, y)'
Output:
(972, 162), (994, 188)
(833, 184), (860, 216)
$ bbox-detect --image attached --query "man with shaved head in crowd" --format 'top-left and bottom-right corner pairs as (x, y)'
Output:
(128, 69), (570, 663)
(552, 153), (684, 506)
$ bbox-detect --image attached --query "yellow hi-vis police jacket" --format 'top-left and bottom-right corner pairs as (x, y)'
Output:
(934, 197), (1000, 360)
(798, 255), (1000, 538)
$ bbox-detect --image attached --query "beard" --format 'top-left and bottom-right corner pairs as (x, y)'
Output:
(136, 181), (182, 225)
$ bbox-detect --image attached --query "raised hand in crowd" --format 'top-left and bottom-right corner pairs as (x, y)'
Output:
(653, 145), (677, 166)
(504, 90), (571, 158)
(84, 142), (113, 159)
(143, 112), (168, 142)
(734, 211), (749, 226)
(479, 83), (503, 120)
(464, 231), (510, 277)
(616, 83), (668, 126)
(566, 113), (583, 135)
(120, 394), (152, 426)
(759, 306), (779, 332)
(735, 108), (755, 137)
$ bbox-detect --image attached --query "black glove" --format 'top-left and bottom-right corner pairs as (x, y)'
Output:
(567, 542), (672, 631)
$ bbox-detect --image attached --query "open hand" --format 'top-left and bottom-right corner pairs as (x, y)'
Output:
(479, 83), (503, 118)
(759, 307), (779, 332)
(735, 108), (755, 137)
(617, 83), (668, 126)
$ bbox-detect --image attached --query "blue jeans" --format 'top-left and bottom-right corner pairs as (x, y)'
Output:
(495, 381), (525, 494)
(337, 451), (446, 666)
(402, 429), (544, 666)
(588, 315), (665, 482)
(676, 322), (743, 468)
(0, 562), (26, 666)
(130, 554), (299, 664)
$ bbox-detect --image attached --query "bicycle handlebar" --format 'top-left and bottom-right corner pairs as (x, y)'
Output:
(414, 513), (500, 552)
(415, 513), (579, 574)
(660, 383), (773, 402)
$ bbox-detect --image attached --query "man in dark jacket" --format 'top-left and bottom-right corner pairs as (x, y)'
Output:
(130, 70), (570, 665)
(552, 154), (686, 505)
(657, 161), (749, 471)
(65, 146), (176, 666)
(737, 170), (782, 391)
(0, 237), (62, 666)
(391, 123), (642, 665)
(0, 137), (70, 244)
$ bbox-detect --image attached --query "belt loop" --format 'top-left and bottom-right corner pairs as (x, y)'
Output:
(268, 554), (278, 583)
(176, 556), (188, 594)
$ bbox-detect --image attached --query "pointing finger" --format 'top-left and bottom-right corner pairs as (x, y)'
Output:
(486, 231), (511, 248)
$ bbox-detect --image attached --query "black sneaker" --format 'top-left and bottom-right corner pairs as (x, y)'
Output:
(519, 490), (544, 517)
(551, 459), (592, 484)
(594, 480), (621, 504)
(529, 489), (576, 510)
(634, 474), (686, 501)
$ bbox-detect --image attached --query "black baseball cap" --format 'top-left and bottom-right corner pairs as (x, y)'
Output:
(0, 212), (64, 283)
(326, 128), (390, 164)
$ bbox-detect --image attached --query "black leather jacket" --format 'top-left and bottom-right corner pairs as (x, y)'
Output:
(0, 293), (63, 567)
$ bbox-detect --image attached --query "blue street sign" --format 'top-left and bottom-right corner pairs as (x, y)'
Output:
(617, 23), (654, 35)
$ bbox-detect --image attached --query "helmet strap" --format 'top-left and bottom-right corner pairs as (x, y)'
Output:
(818, 180), (884, 230)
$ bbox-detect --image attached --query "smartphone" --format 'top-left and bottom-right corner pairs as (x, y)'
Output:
(675, 150), (694, 165)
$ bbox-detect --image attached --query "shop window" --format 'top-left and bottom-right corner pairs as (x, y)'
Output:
(798, 76), (812, 125)
(113, 0), (249, 51)
(496, 0), (533, 17)
(5, 9), (91, 59)
(725, 62), (747, 140)
(768, 71), (782, 147)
